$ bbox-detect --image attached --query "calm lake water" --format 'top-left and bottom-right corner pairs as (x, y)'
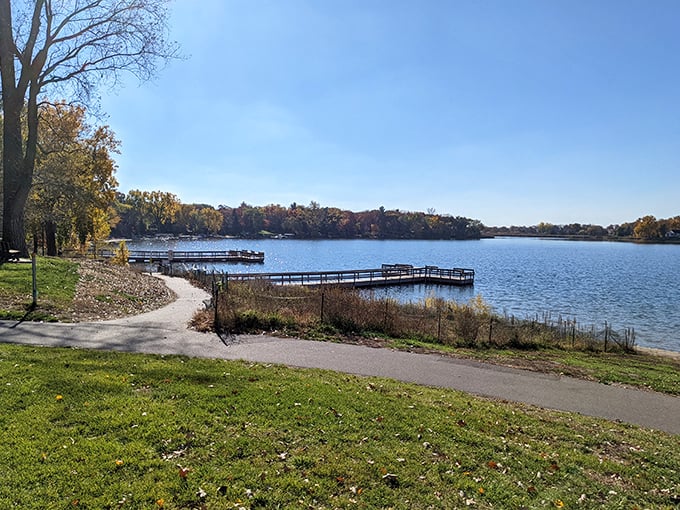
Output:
(127, 237), (680, 353)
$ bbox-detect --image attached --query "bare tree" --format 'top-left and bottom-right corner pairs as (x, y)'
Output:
(0, 0), (178, 255)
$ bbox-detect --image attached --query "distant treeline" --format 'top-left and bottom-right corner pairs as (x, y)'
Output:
(111, 192), (484, 240)
(108, 190), (679, 242)
(484, 215), (680, 241)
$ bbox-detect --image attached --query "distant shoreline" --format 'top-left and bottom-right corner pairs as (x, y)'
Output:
(482, 233), (680, 245)
(113, 233), (680, 245)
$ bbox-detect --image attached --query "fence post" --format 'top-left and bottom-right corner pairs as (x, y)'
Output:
(384, 300), (389, 331)
(604, 321), (609, 353)
(320, 292), (325, 322)
(213, 278), (225, 335)
(213, 282), (219, 333)
(488, 317), (493, 344)
(437, 309), (442, 343)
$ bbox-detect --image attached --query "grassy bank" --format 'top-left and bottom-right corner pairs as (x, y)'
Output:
(207, 281), (680, 395)
(0, 257), (79, 321)
(1, 343), (678, 509)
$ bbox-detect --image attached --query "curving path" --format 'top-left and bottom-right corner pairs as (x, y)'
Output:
(1, 275), (679, 435)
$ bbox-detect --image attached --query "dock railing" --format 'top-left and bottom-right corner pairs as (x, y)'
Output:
(225, 265), (474, 287)
(99, 249), (265, 263)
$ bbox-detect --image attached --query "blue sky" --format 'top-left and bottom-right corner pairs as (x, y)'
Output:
(99, 0), (680, 227)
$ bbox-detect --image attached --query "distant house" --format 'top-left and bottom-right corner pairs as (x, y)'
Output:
(665, 230), (680, 238)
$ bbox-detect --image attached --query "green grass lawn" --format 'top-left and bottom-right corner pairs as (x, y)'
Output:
(0, 344), (678, 509)
(0, 257), (79, 321)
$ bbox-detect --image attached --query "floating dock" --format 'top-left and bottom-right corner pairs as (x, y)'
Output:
(101, 249), (265, 264)
(225, 264), (474, 288)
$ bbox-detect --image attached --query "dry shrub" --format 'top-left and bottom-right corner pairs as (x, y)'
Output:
(216, 282), (501, 344)
(447, 295), (491, 347)
(392, 301), (440, 342)
(207, 278), (635, 354)
(215, 281), (315, 334)
(190, 309), (214, 332)
(322, 287), (387, 334)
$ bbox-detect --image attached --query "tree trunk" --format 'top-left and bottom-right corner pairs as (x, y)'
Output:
(45, 220), (58, 256)
(1, 101), (31, 256)
(2, 191), (29, 256)
(1, 106), (32, 257)
(0, 0), (30, 256)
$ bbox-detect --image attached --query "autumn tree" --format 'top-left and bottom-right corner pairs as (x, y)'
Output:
(237, 202), (265, 234)
(174, 204), (223, 235)
(194, 206), (223, 236)
(26, 101), (119, 255)
(633, 215), (660, 240)
(124, 189), (180, 234)
(663, 216), (680, 234)
(0, 0), (177, 255)
(262, 203), (288, 233)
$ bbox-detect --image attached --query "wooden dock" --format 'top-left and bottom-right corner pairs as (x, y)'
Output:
(101, 249), (265, 264)
(225, 264), (474, 288)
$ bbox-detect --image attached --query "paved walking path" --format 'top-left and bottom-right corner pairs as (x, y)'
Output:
(1, 275), (678, 435)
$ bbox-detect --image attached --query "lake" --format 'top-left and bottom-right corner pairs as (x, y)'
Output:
(127, 237), (680, 353)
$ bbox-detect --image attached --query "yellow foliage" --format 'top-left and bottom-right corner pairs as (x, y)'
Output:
(467, 294), (491, 315)
(110, 240), (129, 266)
(448, 294), (491, 316)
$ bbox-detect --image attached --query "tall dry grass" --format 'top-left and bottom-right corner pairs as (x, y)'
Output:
(209, 280), (635, 353)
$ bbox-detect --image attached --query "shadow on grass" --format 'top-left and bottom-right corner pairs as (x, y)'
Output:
(8, 302), (40, 328)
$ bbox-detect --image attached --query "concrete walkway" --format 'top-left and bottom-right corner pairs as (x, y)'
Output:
(1, 275), (678, 435)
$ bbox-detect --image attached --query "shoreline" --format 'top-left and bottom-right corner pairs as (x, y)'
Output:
(636, 346), (680, 361)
